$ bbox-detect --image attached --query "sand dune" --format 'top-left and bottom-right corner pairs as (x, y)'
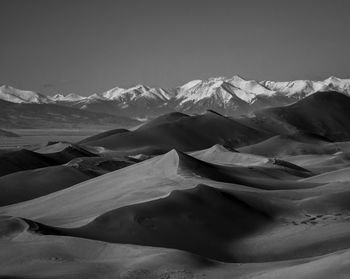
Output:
(0, 143), (97, 177)
(78, 128), (129, 144)
(0, 149), (206, 227)
(2, 223), (350, 279)
(190, 144), (269, 166)
(138, 111), (190, 129)
(252, 91), (350, 141)
(300, 167), (350, 183)
(2, 95), (350, 277)
(0, 149), (57, 177)
(190, 144), (312, 174)
(0, 155), (134, 206)
(0, 149), (316, 228)
(1, 144), (350, 276)
(32, 185), (277, 261)
(19, 179), (350, 262)
(80, 111), (271, 155)
(176, 149), (313, 183)
(0, 165), (94, 206)
(238, 132), (340, 157)
(65, 156), (133, 175)
(36, 142), (97, 161)
(283, 152), (350, 173)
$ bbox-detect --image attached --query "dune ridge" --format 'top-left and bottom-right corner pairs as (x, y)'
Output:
(2, 92), (350, 277)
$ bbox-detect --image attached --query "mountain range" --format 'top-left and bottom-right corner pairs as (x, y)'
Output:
(1, 76), (350, 120)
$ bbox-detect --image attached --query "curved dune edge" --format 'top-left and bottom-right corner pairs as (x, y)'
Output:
(2, 227), (350, 279)
(300, 166), (350, 183)
(0, 149), (319, 228)
(8, 179), (350, 264)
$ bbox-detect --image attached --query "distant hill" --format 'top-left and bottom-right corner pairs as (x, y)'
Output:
(0, 99), (140, 129)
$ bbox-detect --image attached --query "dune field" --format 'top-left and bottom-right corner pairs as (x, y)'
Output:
(1, 91), (350, 278)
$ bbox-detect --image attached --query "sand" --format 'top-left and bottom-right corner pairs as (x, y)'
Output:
(2, 94), (350, 277)
(0, 145), (349, 277)
(79, 110), (270, 155)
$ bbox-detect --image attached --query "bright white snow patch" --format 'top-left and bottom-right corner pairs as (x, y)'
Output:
(0, 85), (51, 104)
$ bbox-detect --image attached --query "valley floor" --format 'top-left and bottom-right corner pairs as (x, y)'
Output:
(0, 129), (107, 149)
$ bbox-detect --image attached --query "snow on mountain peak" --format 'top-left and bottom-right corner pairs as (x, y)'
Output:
(227, 75), (276, 97)
(323, 76), (350, 92)
(176, 76), (276, 104)
(96, 84), (173, 103)
(100, 86), (125, 100)
(177, 78), (236, 105)
(2, 75), (350, 110)
(178, 80), (202, 91)
(0, 85), (51, 104)
(51, 93), (85, 102)
(261, 77), (350, 98)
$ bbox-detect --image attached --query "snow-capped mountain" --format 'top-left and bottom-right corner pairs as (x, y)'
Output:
(261, 79), (328, 98)
(324, 76), (350, 93)
(261, 76), (350, 99)
(0, 85), (52, 104)
(2, 76), (350, 118)
(50, 93), (85, 102)
(227, 75), (276, 97)
(175, 77), (252, 114)
(99, 85), (174, 102)
(99, 86), (126, 100)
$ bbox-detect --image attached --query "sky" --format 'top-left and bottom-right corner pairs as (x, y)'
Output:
(1, 0), (350, 96)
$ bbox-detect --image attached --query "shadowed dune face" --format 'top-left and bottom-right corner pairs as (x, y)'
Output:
(137, 111), (190, 129)
(79, 111), (271, 155)
(0, 144), (97, 177)
(26, 185), (280, 262)
(0, 149), (317, 229)
(190, 144), (312, 175)
(78, 128), (130, 145)
(250, 91), (350, 141)
(238, 133), (341, 157)
(190, 144), (270, 166)
(0, 216), (28, 239)
(0, 156), (135, 206)
(0, 149), (57, 177)
(175, 150), (315, 188)
(282, 151), (350, 173)
(22, 179), (350, 262)
(0, 166), (94, 206)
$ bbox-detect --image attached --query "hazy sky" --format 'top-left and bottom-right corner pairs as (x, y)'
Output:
(1, 0), (350, 95)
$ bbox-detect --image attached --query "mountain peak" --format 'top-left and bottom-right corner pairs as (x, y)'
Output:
(51, 93), (85, 102)
(2, 75), (350, 118)
(0, 85), (51, 104)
